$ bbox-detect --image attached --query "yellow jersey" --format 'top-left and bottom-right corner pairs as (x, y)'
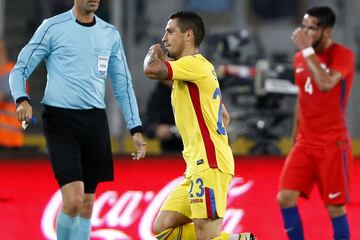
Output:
(165, 54), (234, 177)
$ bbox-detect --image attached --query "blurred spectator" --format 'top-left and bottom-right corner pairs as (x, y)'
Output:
(185, 0), (234, 12)
(50, 0), (73, 15)
(247, 0), (305, 25)
(143, 80), (183, 153)
(0, 39), (24, 148)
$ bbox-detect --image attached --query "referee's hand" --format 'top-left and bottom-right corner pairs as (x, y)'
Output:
(131, 132), (147, 160)
(16, 100), (33, 123)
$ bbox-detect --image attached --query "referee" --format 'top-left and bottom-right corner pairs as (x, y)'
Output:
(9, 1), (146, 239)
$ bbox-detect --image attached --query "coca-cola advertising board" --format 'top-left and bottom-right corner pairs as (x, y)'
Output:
(0, 156), (359, 239)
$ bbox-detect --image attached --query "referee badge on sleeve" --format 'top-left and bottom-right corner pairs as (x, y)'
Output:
(98, 56), (109, 75)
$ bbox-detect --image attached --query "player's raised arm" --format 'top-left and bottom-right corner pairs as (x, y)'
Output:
(143, 44), (169, 80)
(301, 56), (342, 92)
(291, 16), (346, 92)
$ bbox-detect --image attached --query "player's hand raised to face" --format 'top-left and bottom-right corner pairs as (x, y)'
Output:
(291, 27), (313, 50)
(149, 44), (165, 60)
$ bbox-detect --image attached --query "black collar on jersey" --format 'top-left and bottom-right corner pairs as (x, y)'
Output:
(76, 17), (96, 27)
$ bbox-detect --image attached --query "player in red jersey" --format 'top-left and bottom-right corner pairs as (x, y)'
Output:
(277, 6), (354, 240)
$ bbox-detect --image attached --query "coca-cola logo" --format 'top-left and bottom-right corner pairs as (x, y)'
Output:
(41, 176), (253, 240)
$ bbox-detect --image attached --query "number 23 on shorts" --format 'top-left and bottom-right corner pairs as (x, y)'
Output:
(189, 177), (205, 198)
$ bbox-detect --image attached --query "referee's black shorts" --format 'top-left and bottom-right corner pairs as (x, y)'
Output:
(42, 105), (114, 193)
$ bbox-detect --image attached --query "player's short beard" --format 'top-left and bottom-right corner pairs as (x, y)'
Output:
(312, 30), (325, 49)
(85, 1), (99, 13)
(167, 53), (175, 59)
(167, 51), (177, 60)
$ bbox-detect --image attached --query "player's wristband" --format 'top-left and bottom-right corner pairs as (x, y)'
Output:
(302, 47), (315, 58)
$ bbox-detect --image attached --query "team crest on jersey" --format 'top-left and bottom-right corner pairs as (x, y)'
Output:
(98, 56), (109, 75)
(197, 159), (204, 165)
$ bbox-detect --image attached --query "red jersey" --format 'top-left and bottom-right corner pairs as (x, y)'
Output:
(294, 43), (355, 145)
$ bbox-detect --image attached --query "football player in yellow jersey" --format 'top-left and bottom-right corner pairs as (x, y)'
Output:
(144, 11), (255, 240)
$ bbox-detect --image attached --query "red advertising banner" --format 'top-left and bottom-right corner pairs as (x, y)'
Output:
(0, 156), (359, 239)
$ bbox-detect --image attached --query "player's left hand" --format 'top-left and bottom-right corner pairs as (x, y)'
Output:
(131, 132), (147, 160)
(291, 27), (313, 50)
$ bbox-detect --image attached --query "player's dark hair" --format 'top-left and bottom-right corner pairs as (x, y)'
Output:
(169, 11), (205, 48)
(305, 6), (336, 28)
